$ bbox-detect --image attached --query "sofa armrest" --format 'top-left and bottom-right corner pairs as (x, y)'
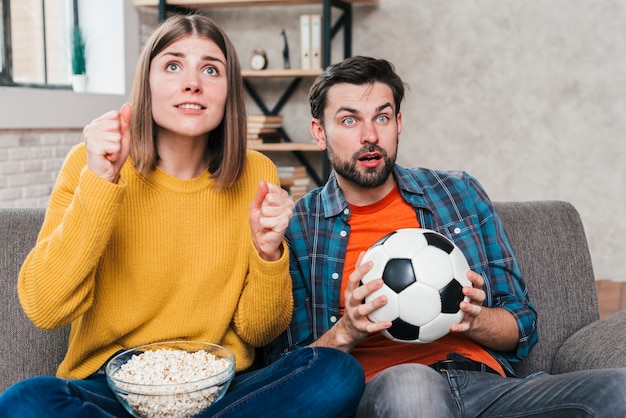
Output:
(494, 201), (600, 375)
(552, 310), (626, 374)
(0, 208), (69, 393)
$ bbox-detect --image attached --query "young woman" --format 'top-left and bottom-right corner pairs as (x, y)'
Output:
(0, 14), (364, 418)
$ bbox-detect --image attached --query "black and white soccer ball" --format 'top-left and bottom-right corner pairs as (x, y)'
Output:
(361, 228), (472, 344)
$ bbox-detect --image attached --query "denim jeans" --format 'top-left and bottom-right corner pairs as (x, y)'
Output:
(356, 363), (626, 417)
(0, 347), (364, 418)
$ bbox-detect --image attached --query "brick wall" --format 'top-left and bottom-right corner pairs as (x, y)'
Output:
(0, 130), (82, 207)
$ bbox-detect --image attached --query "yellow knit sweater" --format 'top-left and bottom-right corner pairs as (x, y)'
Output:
(18, 143), (293, 379)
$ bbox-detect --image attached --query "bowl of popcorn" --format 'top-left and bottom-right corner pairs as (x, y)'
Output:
(105, 341), (236, 418)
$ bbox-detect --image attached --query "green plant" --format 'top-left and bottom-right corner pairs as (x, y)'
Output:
(71, 25), (86, 75)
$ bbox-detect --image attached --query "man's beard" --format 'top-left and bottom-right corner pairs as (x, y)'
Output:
(327, 142), (397, 188)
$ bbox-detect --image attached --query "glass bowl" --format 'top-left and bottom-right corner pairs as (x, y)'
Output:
(105, 341), (236, 418)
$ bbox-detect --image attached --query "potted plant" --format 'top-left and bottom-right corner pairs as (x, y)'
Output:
(71, 24), (87, 92)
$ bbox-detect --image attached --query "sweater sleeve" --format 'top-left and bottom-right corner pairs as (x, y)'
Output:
(18, 144), (126, 330)
(230, 152), (294, 347)
(234, 244), (293, 347)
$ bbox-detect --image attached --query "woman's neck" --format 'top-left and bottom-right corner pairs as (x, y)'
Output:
(156, 134), (209, 180)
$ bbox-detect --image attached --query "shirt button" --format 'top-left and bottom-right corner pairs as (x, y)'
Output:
(332, 273), (339, 280)
(454, 227), (461, 234)
(330, 316), (338, 323)
(340, 230), (347, 237)
(343, 208), (350, 215)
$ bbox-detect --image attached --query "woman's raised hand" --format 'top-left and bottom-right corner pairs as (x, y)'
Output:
(249, 180), (294, 261)
(83, 103), (132, 183)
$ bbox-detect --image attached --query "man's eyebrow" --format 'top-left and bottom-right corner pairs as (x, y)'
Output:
(335, 106), (359, 116)
(335, 102), (393, 116)
(377, 102), (393, 112)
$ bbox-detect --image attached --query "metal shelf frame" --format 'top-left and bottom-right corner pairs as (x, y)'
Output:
(154, 0), (361, 185)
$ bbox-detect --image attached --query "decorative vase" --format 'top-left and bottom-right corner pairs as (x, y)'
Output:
(72, 74), (88, 93)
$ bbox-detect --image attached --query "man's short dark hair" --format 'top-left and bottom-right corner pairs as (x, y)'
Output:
(308, 56), (406, 121)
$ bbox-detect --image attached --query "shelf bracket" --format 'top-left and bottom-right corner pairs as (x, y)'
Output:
(244, 78), (303, 116)
(154, 0), (360, 184)
(275, 128), (323, 186)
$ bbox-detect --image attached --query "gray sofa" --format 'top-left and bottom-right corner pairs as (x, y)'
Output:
(1, 202), (625, 393)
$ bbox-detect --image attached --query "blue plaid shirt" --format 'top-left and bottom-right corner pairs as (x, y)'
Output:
(264, 165), (538, 375)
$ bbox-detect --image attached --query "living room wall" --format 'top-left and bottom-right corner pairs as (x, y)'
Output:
(359, 1), (626, 283)
(192, 1), (626, 281)
(1, 0), (625, 282)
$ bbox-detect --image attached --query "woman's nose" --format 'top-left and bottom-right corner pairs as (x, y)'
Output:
(183, 72), (201, 93)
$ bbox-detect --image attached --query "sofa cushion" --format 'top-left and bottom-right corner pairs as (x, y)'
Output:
(552, 310), (626, 374)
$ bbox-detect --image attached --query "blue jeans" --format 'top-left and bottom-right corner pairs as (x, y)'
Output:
(356, 363), (626, 417)
(0, 347), (364, 418)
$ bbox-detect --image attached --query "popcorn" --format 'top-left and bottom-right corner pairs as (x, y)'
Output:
(111, 348), (232, 418)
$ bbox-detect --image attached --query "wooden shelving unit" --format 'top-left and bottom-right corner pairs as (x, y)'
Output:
(135, 0), (377, 185)
(134, 0), (377, 7)
(247, 142), (319, 152)
(242, 69), (323, 78)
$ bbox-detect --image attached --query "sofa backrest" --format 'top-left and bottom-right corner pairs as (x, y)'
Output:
(0, 201), (600, 392)
(494, 201), (599, 375)
(0, 208), (69, 393)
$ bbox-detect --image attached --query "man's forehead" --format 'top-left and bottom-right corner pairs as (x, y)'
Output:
(326, 82), (395, 111)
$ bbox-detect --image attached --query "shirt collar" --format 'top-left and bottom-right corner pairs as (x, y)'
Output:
(319, 165), (426, 218)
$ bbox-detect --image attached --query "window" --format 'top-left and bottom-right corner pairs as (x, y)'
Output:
(0, 0), (73, 88)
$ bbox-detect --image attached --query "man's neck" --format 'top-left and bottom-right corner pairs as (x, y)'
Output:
(337, 175), (397, 207)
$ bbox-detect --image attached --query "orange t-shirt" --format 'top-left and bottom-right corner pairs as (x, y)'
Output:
(341, 186), (504, 381)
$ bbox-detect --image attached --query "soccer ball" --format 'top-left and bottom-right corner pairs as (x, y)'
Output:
(361, 228), (471, 344)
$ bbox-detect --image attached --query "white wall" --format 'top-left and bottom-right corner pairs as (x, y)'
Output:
(79, 0), (126, 95)
(2, 0), (626, 282)
(0, 0), (139, 129)
(351, 1), (626, 281)
(209, 1), (626, 281)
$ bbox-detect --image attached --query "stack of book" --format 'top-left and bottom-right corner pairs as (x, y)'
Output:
(300, 14), (322, 70)
(277, 165), (310, 201)
(247, 114), (284, 145)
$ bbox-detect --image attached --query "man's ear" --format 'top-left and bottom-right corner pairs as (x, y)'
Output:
(310, 118), (327, 150)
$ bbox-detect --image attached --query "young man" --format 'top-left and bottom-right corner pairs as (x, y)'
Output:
(265, 55), (626, 417)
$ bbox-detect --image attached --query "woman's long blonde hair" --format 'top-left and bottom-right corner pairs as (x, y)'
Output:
(129, 14), (247, 190)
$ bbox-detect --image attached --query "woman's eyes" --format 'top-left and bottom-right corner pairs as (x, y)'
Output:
(203, 66), (218, 76)
(164, 63), (219, 76)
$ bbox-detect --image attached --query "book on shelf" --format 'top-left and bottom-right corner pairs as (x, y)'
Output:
(277, 165), (307, 178)
(247, 139), (262, 147)
(247, 114), (284, 142)
(288, 185), (309, 201)
(279, 176), (310, 188)
(300, 14), (311, 70)
(248, 114), (283, 124)
(277, 165), (310, 200)
(300, 14), (322, 70)
(310, 14), (322, 70)
(247, 127), (282, 137)
(257, 131), (282, 143)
